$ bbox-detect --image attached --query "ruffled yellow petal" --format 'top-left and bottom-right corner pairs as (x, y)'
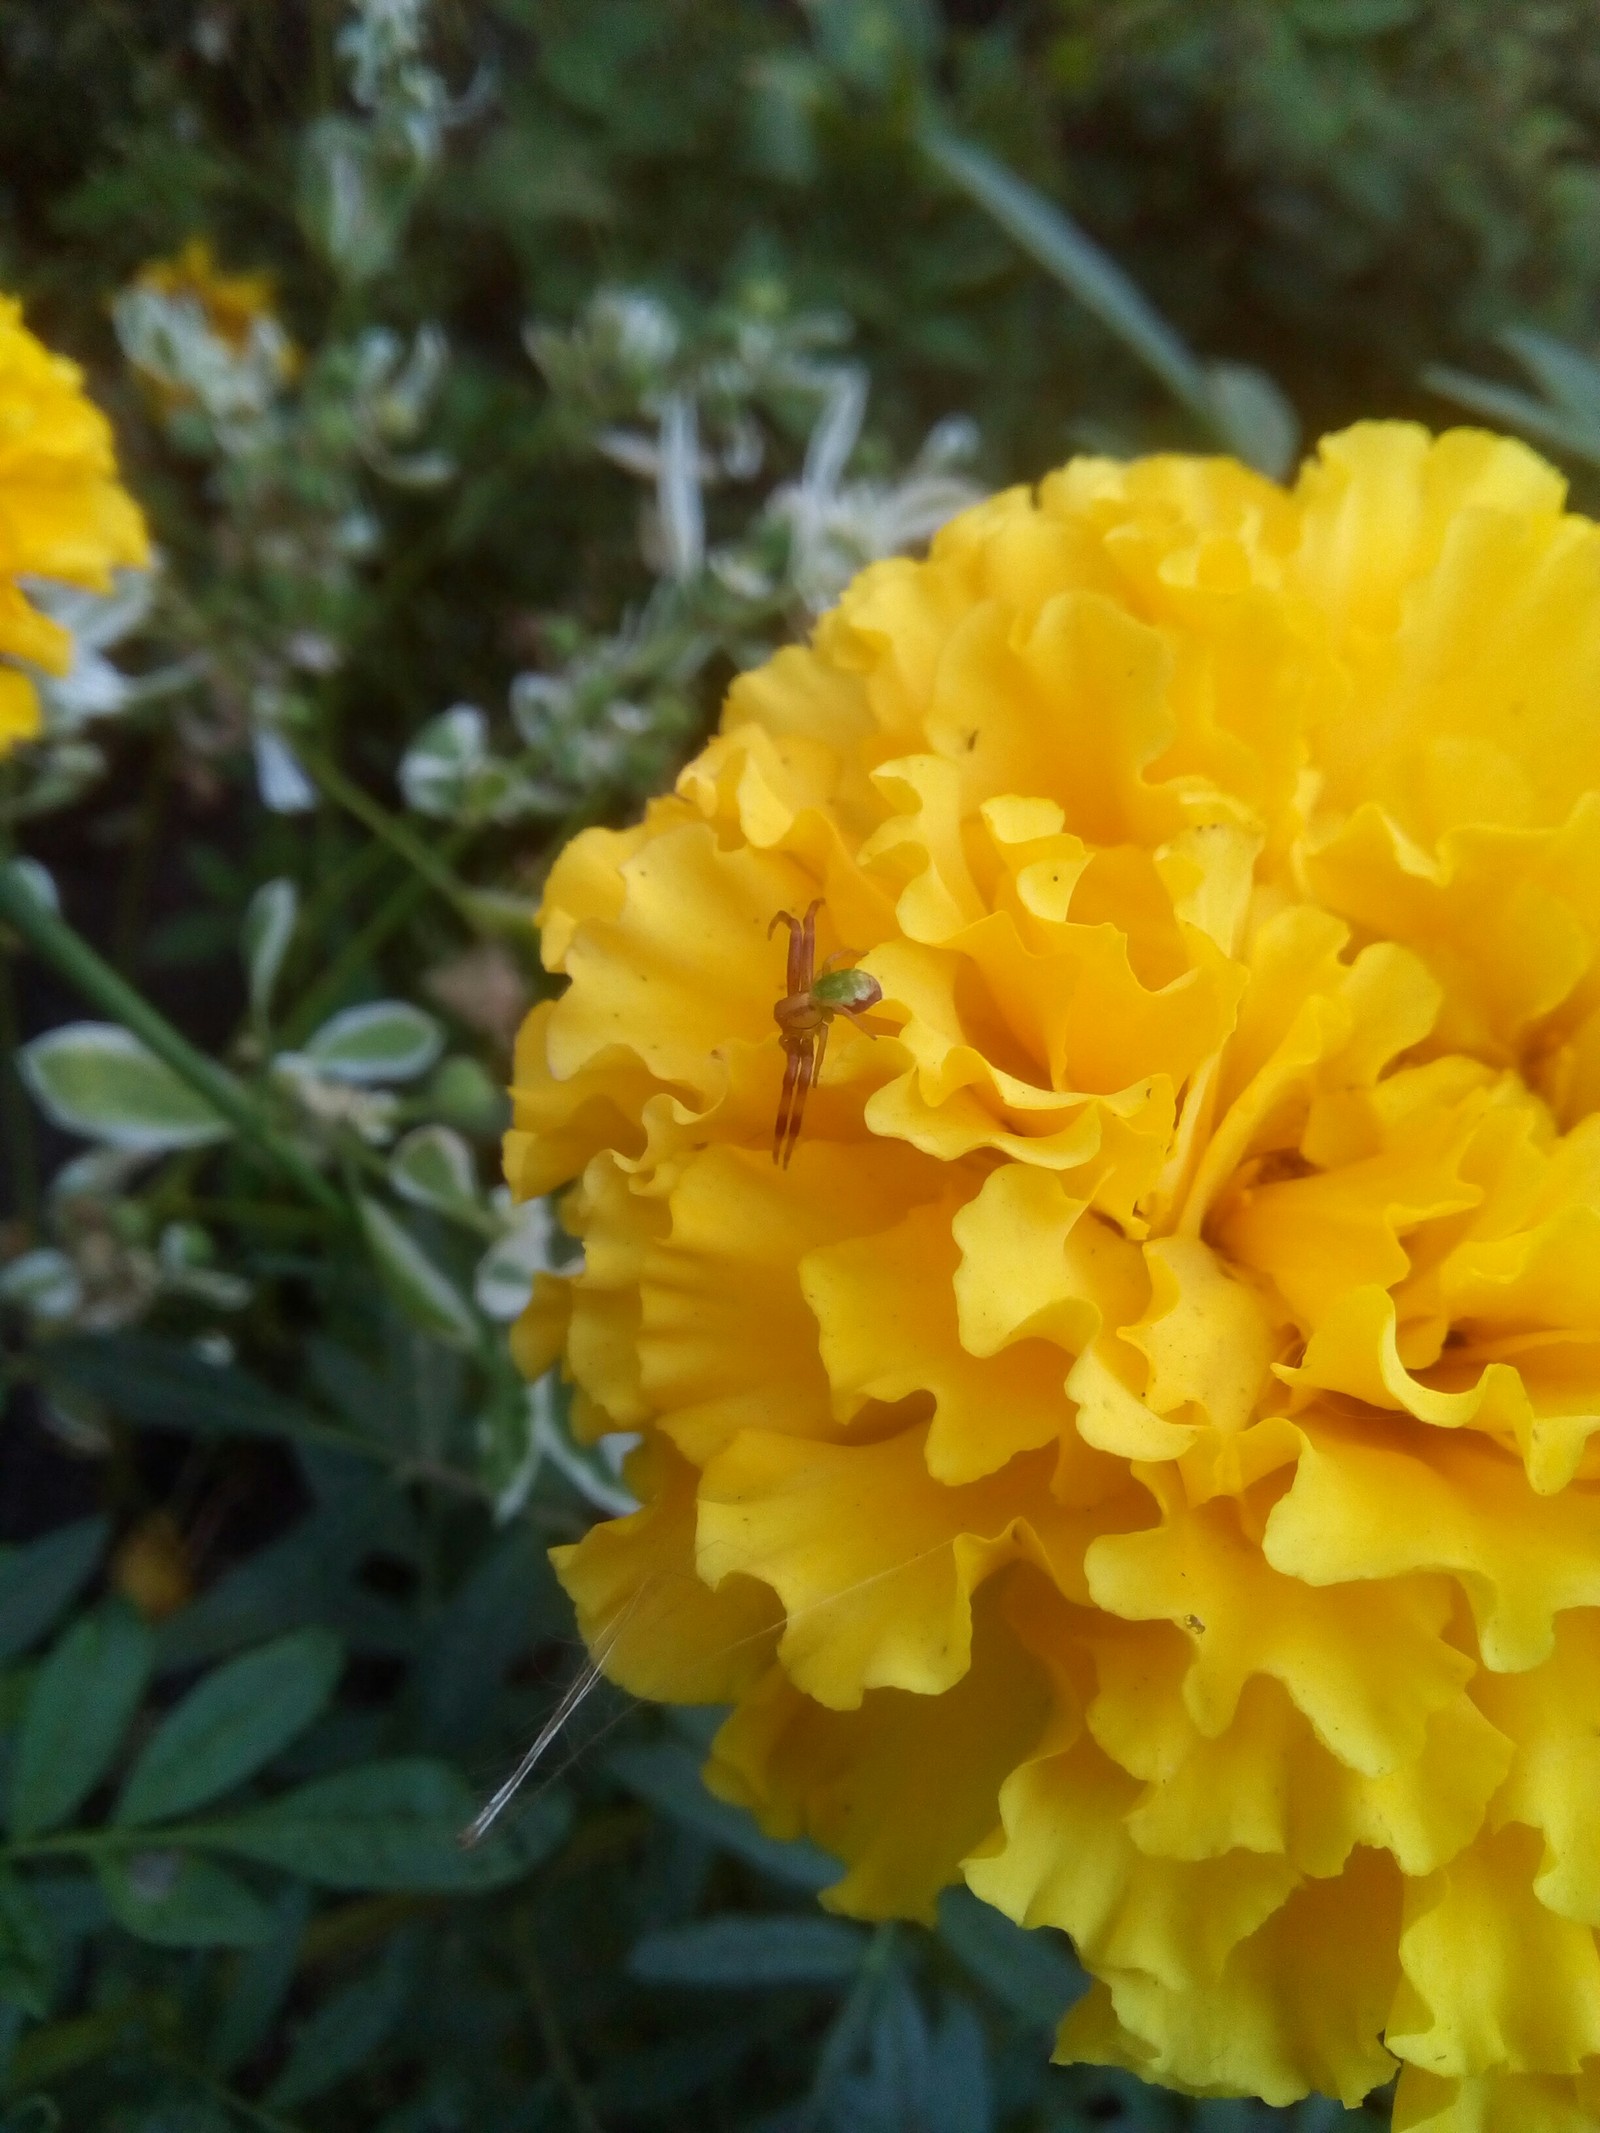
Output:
(1389, 1825), (1600, 2079)
(1060, 1848), (1401, 2106)
(1393, 2064), (1600, 2133)
(552, 1436), (779, 1705)
(0, 662), (40, 752)
(696, 1424), (1126, 1709)
(706, 1582), (1050, 1924)
(518, 420), (1600, 2116)
(1087, 1478), (1474, 1774)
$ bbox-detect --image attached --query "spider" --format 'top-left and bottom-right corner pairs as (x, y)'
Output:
(769, 898), (883, 1168)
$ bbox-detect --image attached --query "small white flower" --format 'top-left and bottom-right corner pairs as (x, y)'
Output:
(766, 395), (982, 612)
(271, 1054), (401, 1144)
(113, 285), (294, 448)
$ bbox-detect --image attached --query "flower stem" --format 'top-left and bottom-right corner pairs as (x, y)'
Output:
(0, 867), (344, 1218)
(296, 744), (486, 929)
(277, 825), (475, 1049)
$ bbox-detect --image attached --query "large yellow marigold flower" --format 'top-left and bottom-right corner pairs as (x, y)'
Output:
(0, 296), (149, 754)
(509, 422), (1600, 2130)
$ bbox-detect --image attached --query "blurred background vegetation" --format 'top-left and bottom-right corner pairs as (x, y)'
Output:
(3, 3), (1599, 2129)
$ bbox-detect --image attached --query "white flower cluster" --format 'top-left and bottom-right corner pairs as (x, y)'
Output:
(397, 285), (982, 830)
(111, 283), (296, 454)
(336, 0), (452, 166)
(0, 1149), (249, 1348)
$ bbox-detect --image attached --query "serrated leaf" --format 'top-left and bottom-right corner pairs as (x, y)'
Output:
(115, 1629), (344, 1828)
(937, 1888), (1085, 2031)
(18, 1024), (232, 1152)
(97, 1851), (273, 1949)
(0, 1869), (53, 2018)
(608, 1743), (835, 1891)
(388, 1124), (480, 1219)
(195, 1758), (570, 1890)
(302, 1002), (443, 1085)
(241, 878), (298, 1020)
(357, 1196), (479, 1349)
(0, 1517), (107, 1664)
(629, 1915), (867, 1989)
(10, 1604), (153, 1839)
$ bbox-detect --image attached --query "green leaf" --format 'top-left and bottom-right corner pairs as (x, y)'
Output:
(195, 1759), (571, 1890)
(1423, 363), (1600, 468)
(357, 1196), (479, 1349)
(918, 123), (1207, 419)
(807, 0), (934, 93)
(387, 1124), (481, 1221)
(115, 1629), (344, 1827)
(1203, 361), (1301, 481)
(629, 1915), (867, 1989)
(96, 1851), (273, 1949)
(34, 1334), (351, 1455)
(241, 878), (299, 1021)
(9, 1604), (152, 1839)
(2, 857), (58, 917)
(0, 1518), (107, 1665)
(608, 1743), (835, 1891)
(301, 1001), (444, 1085)
(207, 1884), (310, 2078)
(1501, 326), (1600, 428)
(18, 1023), (232, 1153)
(936, 1888), (1085, 2031)
(0, 1870), (53, 2018)
(926, 1994), (992, 2133)
(268, 1935), (413, 2108)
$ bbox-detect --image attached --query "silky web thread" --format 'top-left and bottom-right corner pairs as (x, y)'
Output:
(458, 1522), (987, 1847)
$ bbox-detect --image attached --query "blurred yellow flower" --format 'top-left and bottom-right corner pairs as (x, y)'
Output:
(134, 238), (291, 365)
(122, 239), (299, 421)
(509, 422), (1600, 2130)
(0, 295), (149, 755)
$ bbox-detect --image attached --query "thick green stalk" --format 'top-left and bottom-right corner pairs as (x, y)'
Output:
(0, 867), (344, 1217)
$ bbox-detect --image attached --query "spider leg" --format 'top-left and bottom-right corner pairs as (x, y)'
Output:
(799, 897), (822, 994)
(782, 1036), (817, 1169)
(772, 1044), (801, 1166)
(839, 1006), (881, 1039)
(769, 909), (806, 999)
